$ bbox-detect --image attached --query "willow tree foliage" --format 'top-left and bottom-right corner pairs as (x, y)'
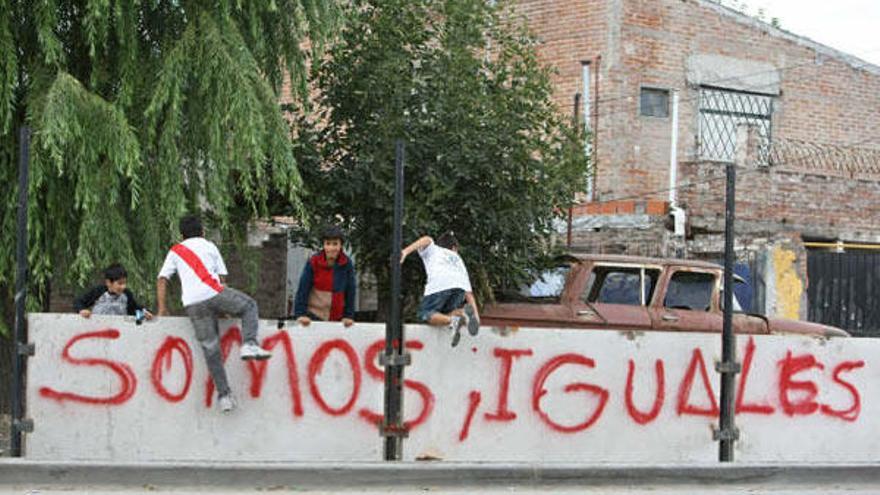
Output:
(0, 0), (340, 331)
(295, 0), (589, 316)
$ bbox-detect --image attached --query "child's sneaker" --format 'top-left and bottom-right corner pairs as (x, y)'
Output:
(218, 394), (237, 413)
(240, 342), (272, 361)
(464, 304), (480, 336)
(448, 315), (466, 347)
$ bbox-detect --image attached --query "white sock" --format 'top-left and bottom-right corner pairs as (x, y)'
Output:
(448, 316), (461, 331)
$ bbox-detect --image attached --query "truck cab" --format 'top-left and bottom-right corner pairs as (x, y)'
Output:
(482, 254), (848, 337)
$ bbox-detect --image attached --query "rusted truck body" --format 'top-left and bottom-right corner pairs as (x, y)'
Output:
(482, 254), (848, 337)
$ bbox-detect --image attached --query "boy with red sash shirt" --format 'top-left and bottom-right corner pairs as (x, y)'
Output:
(156, 215), (271, 413)
(293, 225), (357, 327)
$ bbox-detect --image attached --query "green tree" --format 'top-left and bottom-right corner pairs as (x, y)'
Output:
(295, 0), (588, 317)
(0, 0), (340, 332)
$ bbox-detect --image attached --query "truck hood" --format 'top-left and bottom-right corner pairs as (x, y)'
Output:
(481, 302), (570, 324)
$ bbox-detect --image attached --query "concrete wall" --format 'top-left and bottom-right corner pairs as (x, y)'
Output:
(25, 313), (878, 463)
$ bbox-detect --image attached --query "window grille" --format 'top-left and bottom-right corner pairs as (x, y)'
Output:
(698, 87), (774, 163)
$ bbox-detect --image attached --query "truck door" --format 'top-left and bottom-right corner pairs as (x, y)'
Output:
(723, 279), (771, 334)
(570, 264), (660, 330)
(650, 269), (723, 333)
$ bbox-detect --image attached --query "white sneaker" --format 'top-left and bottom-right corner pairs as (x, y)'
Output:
(448, 316), (466, 347)
(218, 394), (236, 413)
(240, 342), (272, 361)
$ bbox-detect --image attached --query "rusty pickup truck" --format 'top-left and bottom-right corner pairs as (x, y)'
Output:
(482, 254), (848, 337)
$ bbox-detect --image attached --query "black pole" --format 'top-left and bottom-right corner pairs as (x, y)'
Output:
(11, 127), (30, 457)
(383, 140), (406, 460)
(568, 93), (580, 249)
(718, 161), (739, 461)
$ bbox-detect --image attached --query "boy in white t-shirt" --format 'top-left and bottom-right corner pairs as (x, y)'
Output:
(401, 232), (480, 347)
(156, 215), (271, 413)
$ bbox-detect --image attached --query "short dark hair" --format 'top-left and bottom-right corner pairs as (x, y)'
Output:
(321, 225), (345, 243)
(436, 231), (458, 250)
(179, 215), (203, 239)
(104, 263), (127, 282)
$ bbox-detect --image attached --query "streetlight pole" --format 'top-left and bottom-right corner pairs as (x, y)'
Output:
(382, 140), (409, 460)
(11, 126), (32, 456)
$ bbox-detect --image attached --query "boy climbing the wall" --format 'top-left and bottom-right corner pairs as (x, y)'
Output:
(401, 232), (479, 347)
(156, 215), (271, 413)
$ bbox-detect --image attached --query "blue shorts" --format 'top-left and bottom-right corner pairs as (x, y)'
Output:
(418, 288), (466, 322)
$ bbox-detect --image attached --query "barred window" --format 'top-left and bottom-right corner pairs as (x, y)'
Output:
(640, 87), (669, 118)
(698, 87), (774, 163)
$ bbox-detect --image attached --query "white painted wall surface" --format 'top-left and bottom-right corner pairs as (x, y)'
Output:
(25, 313), (877, 462)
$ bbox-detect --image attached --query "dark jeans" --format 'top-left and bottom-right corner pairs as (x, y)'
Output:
(418, 288), (465, 322)
(185, 287), (260, 397)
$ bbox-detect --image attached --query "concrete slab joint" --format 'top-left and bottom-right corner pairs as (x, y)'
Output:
(687, 54), (780, 94)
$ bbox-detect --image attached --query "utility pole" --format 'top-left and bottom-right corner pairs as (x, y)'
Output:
(382, 140), (410, 460)
(716, 125), (750, 461)
(12, 127), (34, 456)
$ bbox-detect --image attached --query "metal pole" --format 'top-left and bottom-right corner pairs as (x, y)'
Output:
(717, 160), (738, 461)
(566, 208), (573, 249)
(11, 127), (30, 457)
(568, 92), (580, 249)
(590, 55), (600, 201)
(383, 140), (407, 460)
(668, 90), (679, 207)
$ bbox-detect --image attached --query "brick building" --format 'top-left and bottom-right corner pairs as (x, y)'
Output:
(515, 0), (880, 334)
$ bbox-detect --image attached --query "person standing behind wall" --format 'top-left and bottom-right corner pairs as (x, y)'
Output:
(156, 215), (272, 413)
(293, 225), (357, 327)
(74, 263), (153, 320)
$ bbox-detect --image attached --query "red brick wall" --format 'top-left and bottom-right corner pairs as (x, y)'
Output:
(517, 0), (880, 206)
(679, 160), (880, 244)
(511, 0), (609, 198)
(512, 0), (609, 113)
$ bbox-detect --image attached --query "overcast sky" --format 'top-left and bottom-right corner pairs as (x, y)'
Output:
(734, 0), (880, 67)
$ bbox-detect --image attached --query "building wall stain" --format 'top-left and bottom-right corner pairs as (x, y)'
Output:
(773, 245), (803, 320)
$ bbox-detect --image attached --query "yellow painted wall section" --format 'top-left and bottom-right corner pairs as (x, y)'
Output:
(773, 246), (802, 319)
